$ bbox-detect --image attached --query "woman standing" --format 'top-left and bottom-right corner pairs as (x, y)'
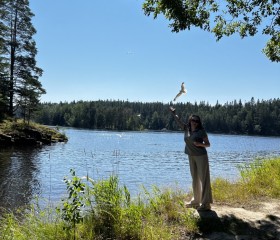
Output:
(170, 107), (213, 211)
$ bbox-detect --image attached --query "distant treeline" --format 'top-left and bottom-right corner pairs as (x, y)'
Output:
(33, 98), (280, 136)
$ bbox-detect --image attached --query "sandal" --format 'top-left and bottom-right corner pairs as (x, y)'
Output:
(185, 201), (199, 209)
(197, 203), (211, 211)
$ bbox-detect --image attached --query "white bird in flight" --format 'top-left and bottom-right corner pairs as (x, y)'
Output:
(173, 82), (187, 101)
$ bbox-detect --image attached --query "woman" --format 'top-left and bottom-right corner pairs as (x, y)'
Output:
(170, 107), (213, 211)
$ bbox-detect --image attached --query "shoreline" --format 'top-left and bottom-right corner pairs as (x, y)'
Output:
(0, 119), (68, 146)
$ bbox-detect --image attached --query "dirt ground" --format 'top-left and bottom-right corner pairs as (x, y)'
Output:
(190, 199), (280, 240)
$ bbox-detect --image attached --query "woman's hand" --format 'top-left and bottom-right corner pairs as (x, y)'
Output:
(193, 137), (210, 148)
(169, 106), (176, 114)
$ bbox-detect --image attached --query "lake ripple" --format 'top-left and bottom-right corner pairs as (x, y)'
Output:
(0, 128), (279, 211)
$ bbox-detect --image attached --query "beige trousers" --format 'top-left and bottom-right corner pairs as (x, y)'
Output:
(188, 154), (213, 205)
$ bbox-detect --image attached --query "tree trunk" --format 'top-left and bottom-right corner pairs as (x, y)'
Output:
(8, 8), (18, 117)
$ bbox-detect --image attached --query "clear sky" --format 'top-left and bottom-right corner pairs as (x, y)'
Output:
(29, 0), (280, 105)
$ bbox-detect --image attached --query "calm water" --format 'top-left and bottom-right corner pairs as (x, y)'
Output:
(0, 128), (280, 211)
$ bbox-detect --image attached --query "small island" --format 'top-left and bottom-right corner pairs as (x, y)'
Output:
(0, 119), (68, 146)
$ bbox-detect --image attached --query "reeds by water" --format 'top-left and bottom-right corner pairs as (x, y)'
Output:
(0, 172), (199, 240)
(0, 157), (280, 240)
(212, 157), (280, 205)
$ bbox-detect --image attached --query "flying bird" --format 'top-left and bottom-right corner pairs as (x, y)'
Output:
(173, 82), (187, 101)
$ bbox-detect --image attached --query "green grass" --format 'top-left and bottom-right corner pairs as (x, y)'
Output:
(0, 118), (67, 142)
(0, 172), (199, 240)
(0, 207), (68, 240)
(1, 157), (280, 239)
(212, 157), (280, 205)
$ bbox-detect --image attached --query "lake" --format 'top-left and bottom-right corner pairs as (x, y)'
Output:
(0, 128), (279, 212)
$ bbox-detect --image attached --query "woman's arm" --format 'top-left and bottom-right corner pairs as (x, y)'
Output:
(169, 107), (186, 130)
(173, 114), (186, 130)
(193, 136), (210, 148)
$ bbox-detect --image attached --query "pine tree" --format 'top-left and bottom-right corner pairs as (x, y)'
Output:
(0, 0), (45, 119)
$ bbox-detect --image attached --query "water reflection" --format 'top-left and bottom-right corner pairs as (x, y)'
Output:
(0, 146), (42, 214)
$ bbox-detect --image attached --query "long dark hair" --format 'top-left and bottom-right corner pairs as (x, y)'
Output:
(187, 114), (204, 134)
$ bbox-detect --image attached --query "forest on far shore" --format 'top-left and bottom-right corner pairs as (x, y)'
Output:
(33, 97), (280, 136)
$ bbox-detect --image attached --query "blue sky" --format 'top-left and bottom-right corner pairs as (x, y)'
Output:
(30, 0), (280, 105)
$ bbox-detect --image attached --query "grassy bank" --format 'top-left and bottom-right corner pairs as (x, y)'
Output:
(0, 118), (68, 144)
(0, 157), (279, 240)
(212, 157), (280, 206)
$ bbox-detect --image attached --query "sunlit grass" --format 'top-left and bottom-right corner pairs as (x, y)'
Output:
(1, 157), (280, 239)
(0, 118), (67, 141)
(212, 157), (280, 205)
(84, 175), (199, 239)
(0, 207), (68, 240)
(0, 173), (199, 240)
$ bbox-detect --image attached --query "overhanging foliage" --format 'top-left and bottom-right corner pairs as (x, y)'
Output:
(142, 0), (280, 62)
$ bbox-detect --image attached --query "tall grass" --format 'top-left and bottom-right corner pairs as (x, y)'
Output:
(212, 157), (280, 204)
(0, 207), (68, 240)
(0, 171), (199, 240)
(1, 157), (279, 239)
(83, 174), (199, 239)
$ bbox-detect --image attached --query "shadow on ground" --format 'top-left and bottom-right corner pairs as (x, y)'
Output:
(192, 210), (280, 240)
